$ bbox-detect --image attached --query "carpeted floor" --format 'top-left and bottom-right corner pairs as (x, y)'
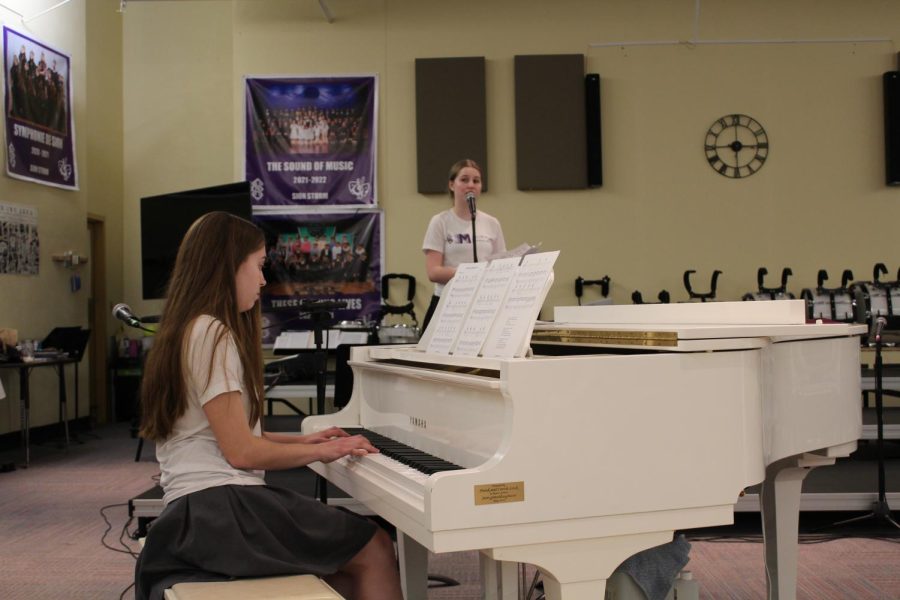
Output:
(1, 423), (899, 599)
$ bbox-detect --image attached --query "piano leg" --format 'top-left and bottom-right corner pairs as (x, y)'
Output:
(759, 452), (837, 600)
(486, 531), (672, 600)
(397, 532), (428, 600)
(480, 555), (518, 600)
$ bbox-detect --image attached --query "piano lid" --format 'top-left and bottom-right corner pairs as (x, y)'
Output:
(535, 300), (866, 351)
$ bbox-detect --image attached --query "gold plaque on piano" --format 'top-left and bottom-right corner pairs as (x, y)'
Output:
(474, 481), (525, 505)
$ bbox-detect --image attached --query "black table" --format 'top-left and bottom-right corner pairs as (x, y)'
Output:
(0, 355), (79, 467)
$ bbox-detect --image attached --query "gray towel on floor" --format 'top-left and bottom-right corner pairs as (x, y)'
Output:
(611, 534), (691, 600)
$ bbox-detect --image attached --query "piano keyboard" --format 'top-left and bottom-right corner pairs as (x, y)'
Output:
(343, 428), (464, 475)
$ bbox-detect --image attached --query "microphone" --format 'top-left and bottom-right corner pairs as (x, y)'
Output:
(872, 315), (888, 343)
(465, 192), (477, 218)
(112, 303), (142, 328)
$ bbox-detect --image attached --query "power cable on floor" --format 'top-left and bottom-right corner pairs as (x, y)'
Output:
(99, 503), (139, 558)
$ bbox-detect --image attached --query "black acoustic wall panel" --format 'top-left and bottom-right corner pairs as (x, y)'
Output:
(514, 54), (587, 190)
(884, 71), (900, 185)
(415, 57), (488, 194)
(585, 73), (603, 187)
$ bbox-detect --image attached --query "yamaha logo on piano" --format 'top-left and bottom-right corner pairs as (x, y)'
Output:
(409, 416), (427, 429)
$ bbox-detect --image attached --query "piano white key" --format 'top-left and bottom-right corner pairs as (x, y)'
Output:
(341, 451), (430, 498)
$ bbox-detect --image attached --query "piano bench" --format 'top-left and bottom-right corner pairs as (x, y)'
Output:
(162, 575), (345, 600)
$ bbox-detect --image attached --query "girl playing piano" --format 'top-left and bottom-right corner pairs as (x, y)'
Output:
(134, 211), (402, 600)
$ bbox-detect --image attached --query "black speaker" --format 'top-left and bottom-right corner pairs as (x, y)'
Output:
(585, 74), (602, 187)
(415, 57), (488, 194)
(514, 54), (587, 190)
(884, 71), (900, 185)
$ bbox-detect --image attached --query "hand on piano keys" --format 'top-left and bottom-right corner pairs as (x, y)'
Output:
(301, 425), (355, 445)
(313, 430), (381, 463)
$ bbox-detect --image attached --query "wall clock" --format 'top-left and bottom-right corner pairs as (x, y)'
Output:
(704, 114), (769, 179)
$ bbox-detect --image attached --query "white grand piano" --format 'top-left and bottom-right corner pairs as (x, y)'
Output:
(301, 300), (865, 600)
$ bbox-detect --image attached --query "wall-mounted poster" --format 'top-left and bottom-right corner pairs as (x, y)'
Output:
(245, 75), (377, 207)
(0, 201), (39, 275)
(3, 27), (77, 190)
(256, 210), (383, 344)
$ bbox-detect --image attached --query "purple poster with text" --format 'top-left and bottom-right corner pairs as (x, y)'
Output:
(3, 27), (77, 190)
(245, 76), (377, 206)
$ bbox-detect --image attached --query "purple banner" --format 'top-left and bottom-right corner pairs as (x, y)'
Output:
(255, 211), (383, 344)
(245, 76), (376, 206)
(3, 27), (77, 190)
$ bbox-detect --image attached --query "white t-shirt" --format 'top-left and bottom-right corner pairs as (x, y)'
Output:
(422, 209), (506, 296)
(156, 315), (265, 505)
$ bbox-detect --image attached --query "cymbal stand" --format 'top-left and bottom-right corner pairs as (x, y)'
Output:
(830, 326), (900, 530)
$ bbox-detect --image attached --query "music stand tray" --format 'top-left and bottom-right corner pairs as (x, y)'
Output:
(41, 327), (90, 360)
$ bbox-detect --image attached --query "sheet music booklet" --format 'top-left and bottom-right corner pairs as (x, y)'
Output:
(417, 251), (559, 359)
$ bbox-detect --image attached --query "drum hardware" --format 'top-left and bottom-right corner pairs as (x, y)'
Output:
(683, 269), (722, 302)
(375, 273), (420, 343)
(376, 323), (421, 344)
(850, 263), (900, 328)
(631, 289), (671, 304)
(575, 275), (611, 305)
(800, 268), (856, 322)
(741, 267), (795, 301)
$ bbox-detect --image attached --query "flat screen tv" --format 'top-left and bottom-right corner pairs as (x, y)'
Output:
(140, 181), (253, 299)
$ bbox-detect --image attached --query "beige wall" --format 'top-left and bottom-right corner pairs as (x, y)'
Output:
(8, 0), (900, 435)
(120, 0), (900, 327)
(0, 0), (122, 436)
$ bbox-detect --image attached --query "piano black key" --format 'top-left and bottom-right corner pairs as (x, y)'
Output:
(340, 427), (463, 474)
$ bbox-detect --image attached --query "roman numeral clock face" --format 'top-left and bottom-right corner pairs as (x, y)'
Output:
(704, 114), (769, 178)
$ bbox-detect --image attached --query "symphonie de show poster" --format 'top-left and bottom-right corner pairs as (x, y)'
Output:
(3, 27), (77, 190)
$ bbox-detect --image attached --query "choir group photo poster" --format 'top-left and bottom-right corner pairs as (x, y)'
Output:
(3, 27), (77, 190)
(245, 75), (377, 207)
(255, 210), (383, 344)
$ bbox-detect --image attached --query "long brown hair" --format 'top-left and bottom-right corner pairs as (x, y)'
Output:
(140, 211), (266, 441)
(447, 158), (483, 200)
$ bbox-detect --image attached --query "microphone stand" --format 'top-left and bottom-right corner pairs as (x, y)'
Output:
(470, 211), (478, 263)
(115, 313), (155, 461)
(467, 195), (478, 263)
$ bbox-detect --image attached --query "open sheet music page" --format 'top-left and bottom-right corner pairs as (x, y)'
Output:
(273, 330), (312, 352)
(415, 283), (450, 351)
(481, 251), (559, 359)
(452, 257), (521, 356)
(425, 262), (488, 354)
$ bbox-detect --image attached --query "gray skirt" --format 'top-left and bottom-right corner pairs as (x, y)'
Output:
(134, 484), (377, 600)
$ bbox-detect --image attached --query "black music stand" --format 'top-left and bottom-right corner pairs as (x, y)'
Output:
(830, 323), (900, 531)
(296, 300), (342, 504)
(41, 327), (92, 441)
